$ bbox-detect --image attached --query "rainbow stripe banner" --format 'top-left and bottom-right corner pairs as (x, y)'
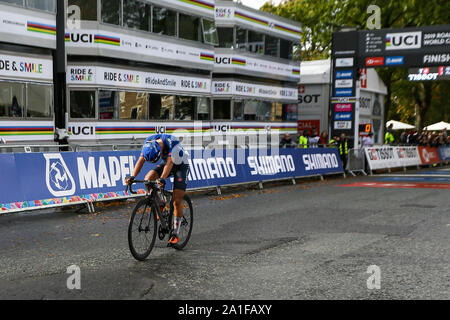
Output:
(0, 126), (53, 136)
(235, 11), (269, 26)
(200, 53), (214, 62)
(94, 34), (120, 46)
(178, 0), (214, 11)
(275, 24), (302, 36)
(27, 21), (56, 36)
(232, 58), (246, 66)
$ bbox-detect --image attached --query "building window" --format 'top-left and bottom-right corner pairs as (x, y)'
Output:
(243, 100), (257, 120)
(271, 102), (283, 121)
(280, 39), (294, 60)
(149, 94), (199, 121)
(202, 19), (218, 46)
(248, 31), (264, 54)
(26, 0), (55, 12)
(213, 100), (231, 120)
(196, 97), (210, 120)
(217, 27), (233, 48)
(152, 6), (176, 36)
(256, 101), (273, 121)
(99, 90), (148, 120)
(68, 0), (97, 21)
(233, 100), (245, 120)
(236, 27), (247, 51)
(123, 0), (150, 31)
(99, 90), (119, 119)
(0, 0), (24, 6)
(101, 0), (120, 25)
(179, 13), (201, 42)
(120, 91), (148, 120)
(0, 81), (24, 118)
(282, 103), (298, 121)
(265, 35), (279, 57)
(27, 84), (53, 118)
(70, 90), (96, 119)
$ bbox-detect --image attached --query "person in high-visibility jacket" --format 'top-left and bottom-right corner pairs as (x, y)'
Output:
(329, 136), (339, 148)
(338, 133), (349, 171)
(385, 124), (395, 145)
(299, 130), (309, 148)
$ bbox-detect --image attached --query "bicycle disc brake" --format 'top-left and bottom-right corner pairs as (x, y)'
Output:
(158, 225), (167, 240)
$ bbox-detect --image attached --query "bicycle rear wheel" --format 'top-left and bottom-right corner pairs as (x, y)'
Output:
(128, 199), (157, 261)
(171, 195), (194, 250)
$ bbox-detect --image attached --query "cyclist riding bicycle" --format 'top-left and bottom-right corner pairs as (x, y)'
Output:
(126, 134), (189, 247)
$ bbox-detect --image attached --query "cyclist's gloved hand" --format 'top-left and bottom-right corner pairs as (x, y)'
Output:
(125, 175), (135, 185)
(157, 178), (166, 188)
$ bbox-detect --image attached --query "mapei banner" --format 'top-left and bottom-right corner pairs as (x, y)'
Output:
(0, 148), (343, 213)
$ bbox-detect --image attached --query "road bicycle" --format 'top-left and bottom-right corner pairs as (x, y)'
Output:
(126, 180), (193, 261)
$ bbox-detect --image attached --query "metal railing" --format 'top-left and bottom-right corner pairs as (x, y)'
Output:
(347, 148), (367, 176)
(73, 143), (142, 152)
(0, 144), (74, 153)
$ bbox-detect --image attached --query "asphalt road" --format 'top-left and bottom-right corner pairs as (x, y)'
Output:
(0, 167), (449, 300)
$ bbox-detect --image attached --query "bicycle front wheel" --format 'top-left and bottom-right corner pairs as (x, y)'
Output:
(128, 199), (157, 261)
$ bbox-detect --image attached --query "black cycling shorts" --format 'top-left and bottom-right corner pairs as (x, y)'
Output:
(151, 161), (189, 191)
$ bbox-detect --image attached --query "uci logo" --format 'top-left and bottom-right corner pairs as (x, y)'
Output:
(66, 33), (93, 43)
(214, 124), (231, 133)
(155, 126), (166, 134)
(386, 31), (422, 50)
(215, 57), (232, 65)
(44, 154), (76, 197)
(70, 125), (94, 136)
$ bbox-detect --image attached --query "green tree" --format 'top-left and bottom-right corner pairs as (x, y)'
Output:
(261, 0), (450, 129)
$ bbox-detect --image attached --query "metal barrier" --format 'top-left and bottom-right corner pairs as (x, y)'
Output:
(73, 143), (142, 152)
(0, 144), (74, 153)
(347, 148), (367, 176)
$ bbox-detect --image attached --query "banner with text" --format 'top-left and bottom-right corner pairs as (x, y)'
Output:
(364, 146), (443, 170)
(0, 148), (343, 213)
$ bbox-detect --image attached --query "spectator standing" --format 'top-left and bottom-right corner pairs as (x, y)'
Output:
(319, 131), (329, 147)
(299, 130), (309, 148)
(338, 133), (349, 171)
(329, 136), (339, 148)
(279, 133), (295, 148)
(308, 128), (320, 148)
(362, 132), (374, 148)
(385, 124), (395, 145)
(399, 130), (407, 145)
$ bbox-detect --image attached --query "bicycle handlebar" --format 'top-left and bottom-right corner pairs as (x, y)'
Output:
(125, 179), (161, 195)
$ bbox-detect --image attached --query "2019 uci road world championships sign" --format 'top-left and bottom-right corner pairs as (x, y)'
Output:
(330, 24), (450, 146)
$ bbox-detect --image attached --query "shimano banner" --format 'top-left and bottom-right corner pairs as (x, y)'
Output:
(0, 148), (343, 213)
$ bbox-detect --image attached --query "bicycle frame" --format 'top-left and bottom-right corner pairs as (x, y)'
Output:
(126, 180), (173, 232)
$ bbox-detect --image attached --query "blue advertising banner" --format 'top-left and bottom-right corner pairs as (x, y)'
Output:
(439, 146), (450, 161)
(0, 148), (343, 213)
(335, 70), (354, 79)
